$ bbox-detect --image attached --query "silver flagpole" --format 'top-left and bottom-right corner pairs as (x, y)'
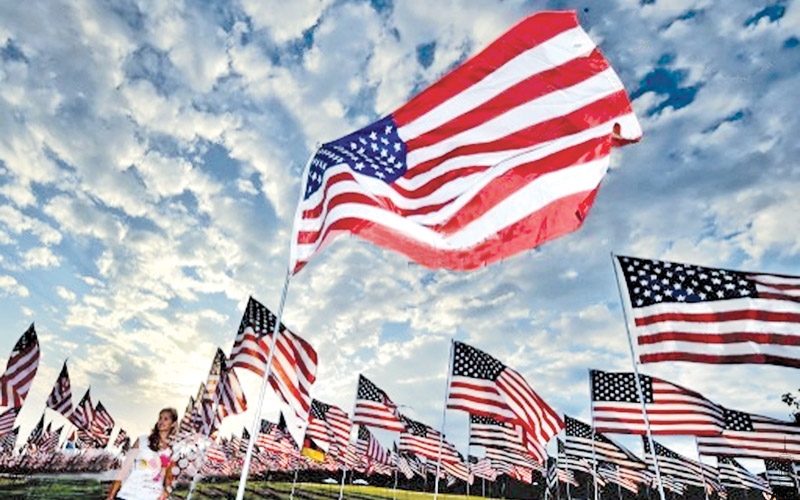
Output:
(466, 417), (471, 499)
(290, 466), (299, 500)
(434, 339), (455, 500)
(610, 252), (667, 500)
(339, 377), (360, 500)
(588, 372), (599, 500)
(235, 267), (293, 500)
(694, 437), (710, 500)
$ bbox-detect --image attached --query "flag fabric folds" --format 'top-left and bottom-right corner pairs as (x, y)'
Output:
(289, 10), (642, 274)
(642, 437), (721, 491)
(590, 369), (724, 435)
(45, 361), (73, 418)
(0, 324), (40, 408)
(0, 407), (20, 436)
(615, 255), (800, 367)
(353, 374), (405, 432)
(564, 415), (647, 471)
(229, 297), (317, 424)
(696, 407), (800, 460)
(717, 456), (772, 494)
(69, 388), (96, 430)
(764, 459), (798, 488)
(356, 425), (391, 464)
(398, 415), (460, 463)
(306, 398), (352, 453)
(448, 341), (563, 462)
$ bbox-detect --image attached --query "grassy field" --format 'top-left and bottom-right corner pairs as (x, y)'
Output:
(0, 477), (483, 500)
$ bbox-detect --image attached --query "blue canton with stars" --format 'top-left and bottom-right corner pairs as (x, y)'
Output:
(304, 115), (408, 200)
(617, 256), (758, 308)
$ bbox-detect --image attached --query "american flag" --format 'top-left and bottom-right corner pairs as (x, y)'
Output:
(0, 426), (18, 453)
(396, 448), (416, 479)
(0, 407), (19, 436)
(555, 440), (582, 486)
(470, 455), (499, 481)
(590, 369), (724, 435)
(717, 457), (772, 494)
(256, 418), (296, 455)
(399, 415), (460, 463)
(696, 407), (800, 460)
(289, 11), (641, 274)
(26, 414), (44, 448)
(764, 458), (798, 488)
(69, 388), (96, 430)
(642, 437), (721, 490)
(597, 463), (641, 494)
(229, 297), (318, 424)
(616, 255), (800, 367)
(217, 361), (247, 419)
(45, 361), (72, 417)
(0, 323), (40, 408)
(448, 341), (563, 463)
(356, 425), (390, 464)
(114, 429), (129, 449)
(469, 414), (529, 458)
(353, 374), (405, 432)
(564, 415), (647, 471)
(306, 399), (352, 453)
(89, 401), (114, 443)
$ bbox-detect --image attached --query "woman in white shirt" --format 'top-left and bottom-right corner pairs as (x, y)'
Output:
(107, 407), (178, 500)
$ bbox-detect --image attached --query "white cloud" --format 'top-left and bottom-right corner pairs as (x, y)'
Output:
(0, 275), (29, 297)
(21, 246), (61, 269)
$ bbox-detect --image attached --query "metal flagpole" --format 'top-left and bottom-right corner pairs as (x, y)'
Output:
(694, 438), (710, 500)
(392, 459), (399, 500)
(610, 252), (667, 500)
(339, 377), (361, 500)
(466, 417), (471, 499)
(235, 267), (293, 500)
(434, 339), (455, 500)
(588, 371), (600, 500)
(290, 467), (299, 500)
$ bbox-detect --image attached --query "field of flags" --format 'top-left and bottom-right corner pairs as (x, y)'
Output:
(2, 7), (800, 500)
(1, 254), (799, 500)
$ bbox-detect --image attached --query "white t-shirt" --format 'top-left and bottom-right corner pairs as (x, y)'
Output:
(116, 436), (171, 500)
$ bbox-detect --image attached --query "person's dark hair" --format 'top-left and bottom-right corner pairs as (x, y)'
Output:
(147, 407), (178, 452)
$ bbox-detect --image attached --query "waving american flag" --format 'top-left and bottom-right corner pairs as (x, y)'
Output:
(290, 11), (641, 273)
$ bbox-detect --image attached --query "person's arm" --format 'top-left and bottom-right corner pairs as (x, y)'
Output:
(107, 440), (139, 500)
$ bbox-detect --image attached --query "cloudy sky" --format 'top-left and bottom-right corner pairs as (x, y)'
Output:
(1, 0), (799, 474)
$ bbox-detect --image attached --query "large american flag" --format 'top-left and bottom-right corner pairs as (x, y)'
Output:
(289, 11), (641, 274)
(448, 341), (563, 462)
(590, 369), (724, 435)
(616, 255), (800, 367)
(353, 374), (405, 432)
(45, 361), (72, 418)
(696, 407), (800, 460)
(0, 324), (40, 408)
(229, 297), (318, 424)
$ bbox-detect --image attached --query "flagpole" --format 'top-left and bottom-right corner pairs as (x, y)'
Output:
(588, 373), (599, 500)
(434, 339), (455, 500)
(610, 252), (667, 500)
(290, 466), (299, 500)
(466, 417), (471, 499)
(235, 267), (293, 500)
(340, 377), (361, 500)
(694, 438), (711, 500)
(186, 353), (228, 500)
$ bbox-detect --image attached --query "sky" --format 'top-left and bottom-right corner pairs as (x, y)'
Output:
(1, 0), (799, 476)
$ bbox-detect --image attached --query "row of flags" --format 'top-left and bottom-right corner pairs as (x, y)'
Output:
(0, 324), (128, 459)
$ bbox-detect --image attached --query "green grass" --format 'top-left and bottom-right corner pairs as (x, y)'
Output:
(0, 477), (484, 500)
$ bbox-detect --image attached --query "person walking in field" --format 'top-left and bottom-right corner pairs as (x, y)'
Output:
(106, 407), (178, 500)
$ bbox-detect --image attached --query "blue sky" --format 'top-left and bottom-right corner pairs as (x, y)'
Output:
(1, 0), (799, 474)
